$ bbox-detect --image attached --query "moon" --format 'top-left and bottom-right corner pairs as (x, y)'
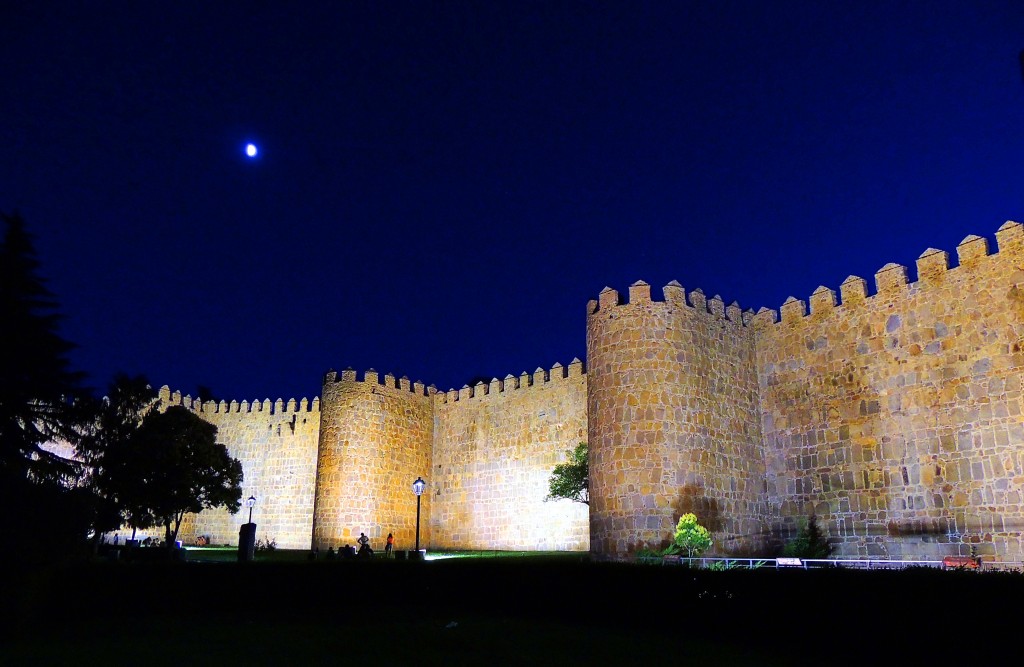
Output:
(245, 143), (258, 157)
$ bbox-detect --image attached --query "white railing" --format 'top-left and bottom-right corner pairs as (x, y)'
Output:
(644, 556), (1024, 572)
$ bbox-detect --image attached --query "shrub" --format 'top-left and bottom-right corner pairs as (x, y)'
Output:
(662, 513), (712, 559)
(782, 515), (832, 559)
(255, 537), (278, 553)
(635, 546), (662, 563)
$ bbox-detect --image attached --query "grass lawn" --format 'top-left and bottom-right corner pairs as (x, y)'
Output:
(181, 546), (589, 563)
(4, 553), (1021, 666)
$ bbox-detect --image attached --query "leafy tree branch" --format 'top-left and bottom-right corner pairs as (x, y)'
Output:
(545, 441), (588, 505)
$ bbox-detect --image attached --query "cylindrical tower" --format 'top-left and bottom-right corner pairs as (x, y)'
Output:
(586, 281), (767, 559)
(312, 369), (434, 551)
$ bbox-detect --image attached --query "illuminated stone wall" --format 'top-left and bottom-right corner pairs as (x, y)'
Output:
(755, 221), (1024, 560)
(430, 360), (589, 551)
(130, 218), (1024, 561)
(159, 387), (321, 549)
(586, 281), (768, 559)
(312, 370), (434, 552)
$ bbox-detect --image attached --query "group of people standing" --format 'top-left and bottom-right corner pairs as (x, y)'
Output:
(320, 531), (395, 560)
(358, 531), (395, 557)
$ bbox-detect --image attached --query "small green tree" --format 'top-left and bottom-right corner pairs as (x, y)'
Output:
(664, 513), (713, 558)
(782, 514), (833, 559)
(545, 442), (588, 505)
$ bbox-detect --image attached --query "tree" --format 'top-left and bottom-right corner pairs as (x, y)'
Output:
(0, 211), (92, 562)
(782, 514), (832, 559)
(0, 211), (86, 484)
(665, 513), (713, 558)
(76, 374), (159, 541)
(545, 441), (588, 505)
(112, 405), (243, 548)
(195, 385), (219, 404)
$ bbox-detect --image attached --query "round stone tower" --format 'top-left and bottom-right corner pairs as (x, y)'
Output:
(586, 281), (768, 559)
(312, 369), (434, 551)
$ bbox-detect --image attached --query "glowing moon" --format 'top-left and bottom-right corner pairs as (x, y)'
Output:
(245, 143), (258, 157)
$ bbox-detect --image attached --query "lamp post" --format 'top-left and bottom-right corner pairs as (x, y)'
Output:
(239, 494), (257, 563)
(412, 476), (425, 556)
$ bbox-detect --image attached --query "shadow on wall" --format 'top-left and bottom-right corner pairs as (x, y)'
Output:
(625, 485), (726, 555)
(886, 518), (952, 537)
(668, 486), (771, 558)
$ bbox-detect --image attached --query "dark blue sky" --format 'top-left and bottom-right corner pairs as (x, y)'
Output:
(2, 2), (1023, 402)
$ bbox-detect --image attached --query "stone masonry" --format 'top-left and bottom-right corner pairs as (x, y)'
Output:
(161, 388), (320, 549)
(159, 219), (1023, 562)
(586, 281), (768, 558)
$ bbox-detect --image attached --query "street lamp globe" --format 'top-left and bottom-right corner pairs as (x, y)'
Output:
(412, 477), (425, 496)
(246, 495), (256, 524)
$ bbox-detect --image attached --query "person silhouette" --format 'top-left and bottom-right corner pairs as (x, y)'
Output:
(357, 532), (372, 557)
(385, 532), (394, 558)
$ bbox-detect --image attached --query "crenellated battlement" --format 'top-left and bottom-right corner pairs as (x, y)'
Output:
(586, 279), (749, 325)
(138, 217), (1024, 561)
(322, 367), (437, 397)
(750, 221), (1023, 331)
(157, 385), (320, 415)
(587, 221), (1023, 335)
(319, 360), (585, 405)
(436, 358), (585, 404)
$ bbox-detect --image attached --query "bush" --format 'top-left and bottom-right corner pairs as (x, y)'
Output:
(635, 546), (662, 563)
(663, 513), (712, 559)
(782, 515), (832, 559)
(255, 537), (278, 553)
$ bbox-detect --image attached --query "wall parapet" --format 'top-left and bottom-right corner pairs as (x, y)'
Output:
(587, 279), (747, 325)
(585, 221), (1023, 335)
(754, 220), (1023, 331)
(436, 358), (585, 404)
(157, 385), (320, 415)
(322, 367), (437, 397)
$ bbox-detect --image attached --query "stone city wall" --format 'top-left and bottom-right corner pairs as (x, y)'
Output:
(160, 386), (321, 549)
(754, 221), (1024, 560)
(114, 218), (1024, 562)
(430, 360), (589, 551)
(312, 370), (434, 552)
(586, 281), (768, 559)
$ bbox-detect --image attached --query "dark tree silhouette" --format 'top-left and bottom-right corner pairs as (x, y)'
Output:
(106, 405), (243, 548)
(465, 375), (494, 387)
(76, 374), (159, 542)
(195, 385), (219, 404)
(0, 211), (93, 562)
(0, 210), (85, 483)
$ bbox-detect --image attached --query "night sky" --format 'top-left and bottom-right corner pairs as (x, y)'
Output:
(3, 2), (1023, 404)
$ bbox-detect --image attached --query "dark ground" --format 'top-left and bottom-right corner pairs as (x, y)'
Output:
(2, 555), (1019, 666)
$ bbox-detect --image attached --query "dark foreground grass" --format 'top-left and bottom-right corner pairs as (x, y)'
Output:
(3, 557), (1021, 666)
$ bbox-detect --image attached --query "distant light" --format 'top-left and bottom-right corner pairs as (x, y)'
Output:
(245, 143), (258, 157)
